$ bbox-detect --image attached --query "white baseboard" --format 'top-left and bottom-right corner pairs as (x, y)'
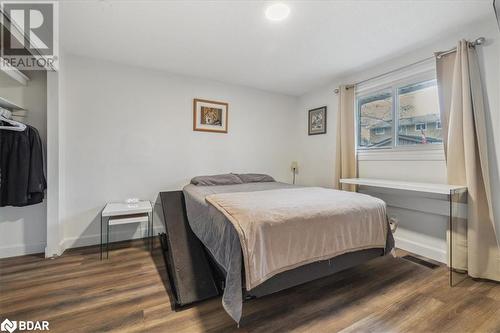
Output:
(61, 225), (165, 250)
(0, 242), (46, 259)
(1, 225), (166, 259)
(395, 235), (447, 264)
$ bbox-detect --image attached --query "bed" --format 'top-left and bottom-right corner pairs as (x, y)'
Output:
(174, 174), (394, 324)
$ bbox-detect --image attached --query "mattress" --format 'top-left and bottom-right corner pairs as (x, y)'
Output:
(183, 182), (393, 324)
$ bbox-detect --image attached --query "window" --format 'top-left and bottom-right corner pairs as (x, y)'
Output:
(415, 123), (426, 131)
(398, 80), (441, 146)
(358, 91), (392, 148)
(357, 78), (442, 149)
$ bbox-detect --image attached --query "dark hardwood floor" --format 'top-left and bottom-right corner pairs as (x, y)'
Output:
(1, 239), (499, 333)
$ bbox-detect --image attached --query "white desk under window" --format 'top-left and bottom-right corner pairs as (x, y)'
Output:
(340, 178), (467, 286)
(339, 178), (466, 195)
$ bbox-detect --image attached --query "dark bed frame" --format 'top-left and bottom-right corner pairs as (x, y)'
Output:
(156, 190), (385, 308)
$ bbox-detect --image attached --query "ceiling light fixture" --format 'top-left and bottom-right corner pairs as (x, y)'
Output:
(265, 3), (290, 21)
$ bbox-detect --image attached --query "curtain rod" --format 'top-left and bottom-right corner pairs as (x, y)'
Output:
(333, 37), (486, 94)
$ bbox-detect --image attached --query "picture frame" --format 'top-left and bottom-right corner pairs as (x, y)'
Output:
(308, 106), (327, 135)
(193, 98), (228, 133)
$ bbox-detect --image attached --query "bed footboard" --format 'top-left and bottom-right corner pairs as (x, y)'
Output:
(157, 191), (220, 307)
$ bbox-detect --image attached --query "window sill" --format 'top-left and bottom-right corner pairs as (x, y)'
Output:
(357, 145), (445, 161)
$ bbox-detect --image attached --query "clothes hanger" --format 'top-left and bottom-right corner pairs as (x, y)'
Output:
(0, 108), (27, 131)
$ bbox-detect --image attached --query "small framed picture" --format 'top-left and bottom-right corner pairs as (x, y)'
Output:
(193, 98), (228, 133)
(308, 106), (327, 135)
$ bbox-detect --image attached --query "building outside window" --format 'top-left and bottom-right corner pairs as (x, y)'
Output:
(358, 91), (393, 148)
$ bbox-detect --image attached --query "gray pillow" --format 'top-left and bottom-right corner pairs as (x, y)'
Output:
(235, 173), (275, 183)
(190, 173), (244, 186)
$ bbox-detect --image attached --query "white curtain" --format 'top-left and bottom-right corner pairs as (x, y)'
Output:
(436, 40), (500, 281)
(334, 85), (357, 191)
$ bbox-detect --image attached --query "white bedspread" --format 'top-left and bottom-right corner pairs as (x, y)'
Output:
(206, 187), (388, 290)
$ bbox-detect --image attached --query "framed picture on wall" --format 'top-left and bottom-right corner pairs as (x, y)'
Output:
(308, 106), (327, 135)
(193, 98), (228, 133)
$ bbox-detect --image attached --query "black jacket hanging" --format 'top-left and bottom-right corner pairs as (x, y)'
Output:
(0, 125), (46, 207)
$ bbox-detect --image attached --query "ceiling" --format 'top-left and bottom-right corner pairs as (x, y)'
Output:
(60, 1), (494, 96)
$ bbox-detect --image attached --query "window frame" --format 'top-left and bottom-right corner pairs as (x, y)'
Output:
(356, 69), (442, 152)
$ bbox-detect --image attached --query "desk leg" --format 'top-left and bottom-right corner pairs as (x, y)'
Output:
(146, 212), (150, 251)
(106, 218), (110, 259)
(100, 214), (103, 260)
(148, 211), (153, 252)
(448, 191), (452, 286)
(449, 188), (468, 287)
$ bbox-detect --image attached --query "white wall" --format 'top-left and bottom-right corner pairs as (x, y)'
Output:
(295, 85), (338, 187)
(0, 71), (47, 258)
(46, 70), (63, 257)
(4, 17), (498, 260)
(295, 18), (500, 262)
(59, 54), (298, 249)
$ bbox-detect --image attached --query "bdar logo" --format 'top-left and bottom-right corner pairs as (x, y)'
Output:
(0, 319), (17, 333)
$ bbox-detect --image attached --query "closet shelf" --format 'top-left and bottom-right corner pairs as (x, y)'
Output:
(0, 96), (24, 110)
(0, 57), (30, 85)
